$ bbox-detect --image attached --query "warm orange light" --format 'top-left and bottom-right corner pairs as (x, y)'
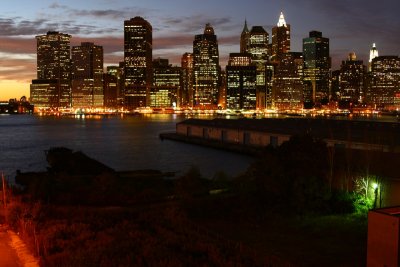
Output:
(0, 80), (30, 101)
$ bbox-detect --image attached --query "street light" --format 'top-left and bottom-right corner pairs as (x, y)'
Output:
(372, 182), (379, 209)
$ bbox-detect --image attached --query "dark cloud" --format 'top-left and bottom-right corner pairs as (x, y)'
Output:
(0, 17), (49, 36)
(48, 3), (68, 9)
(161, 15), (235, 34)
(0, 17), (119, 37)
(70, 9), (129, 20)
(48, 3), (153, 20)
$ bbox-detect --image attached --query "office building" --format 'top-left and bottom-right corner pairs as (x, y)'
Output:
(339, 52), (366, 107)
(71, 42), (104, 109)
(273, 52), (303, 110)
(151, 59), (181, 108)
(193, 23), (220, 109)
(368, 56), (400, 108)
(226, 53), (257, 110)
(31, 31), (71, 108)
(30, 79), (59, 108)
(219, 70), (227, 109)
(248, 26), (270, 109)
(104, 66), (124, 109)
(181, 53), (194, 107)
(271, 12), (290, 62)
(303, 31), (330, 108)
(124, 17), (152, 109)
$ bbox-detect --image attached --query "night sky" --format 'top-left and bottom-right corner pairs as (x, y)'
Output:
(1, 0), (399, 100)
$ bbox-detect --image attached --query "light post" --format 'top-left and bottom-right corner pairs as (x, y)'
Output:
(372, 182), (378, 209)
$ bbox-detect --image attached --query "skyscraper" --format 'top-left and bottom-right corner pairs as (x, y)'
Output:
(124, 17), (152, 109)
(303, 31), (330, 108)
(103, 72), (118, 109)
(193, 23), (220, 109)
(368, 56), (400, 108)
(151, 58), (181, 108)
(181, 53), (194, 107)
(273, 52), (303, 110)
(248, 26), (270, 109)
(339, 52), (366, 107)
(226, 53), (257, 110)
(240, 20), (250, 53)
(369, 43), (379, 72)
(271, 12), (290, 62)
(31, 31), (72, 108)
(71, 42), (104, 109)
(105, 65), (124, 108)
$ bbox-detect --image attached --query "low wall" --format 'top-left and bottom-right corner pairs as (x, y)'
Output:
(177, 123), (291, 148)
(177, 121), (395, 152)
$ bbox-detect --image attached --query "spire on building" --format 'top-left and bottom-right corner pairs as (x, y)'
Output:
(277, 11), (287, 27)
(240, 19), (250, 53)
(242, 19), (249, 33)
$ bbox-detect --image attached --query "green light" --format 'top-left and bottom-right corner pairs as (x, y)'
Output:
(372, 183), (378, 190)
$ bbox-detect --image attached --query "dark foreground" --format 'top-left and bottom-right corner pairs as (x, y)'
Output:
(5, 142), (370, 266)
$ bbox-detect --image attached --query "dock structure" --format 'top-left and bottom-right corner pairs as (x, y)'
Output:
(162, 118), (400, 153)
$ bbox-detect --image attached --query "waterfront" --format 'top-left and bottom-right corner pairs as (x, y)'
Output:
(1, 113), (399, 181)
(0, 114), (255, 181)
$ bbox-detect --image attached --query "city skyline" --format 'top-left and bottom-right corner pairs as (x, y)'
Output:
(1, 0), (399, 100)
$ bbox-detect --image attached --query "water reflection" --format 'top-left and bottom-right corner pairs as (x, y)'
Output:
(0, 114), (254, 180)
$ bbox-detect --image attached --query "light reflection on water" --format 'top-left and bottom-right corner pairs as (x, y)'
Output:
(1, 113), (397, 182)
(0, 114), (254, 181)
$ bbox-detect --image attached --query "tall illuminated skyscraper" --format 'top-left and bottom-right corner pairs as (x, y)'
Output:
(31, 31), (72, 108)
(303, 31), (330, 108)
(248, 26), (270, 109)
(368, 56), (400, 108)
(273, 52), (303, 110)
(272, 12), (290, 62)
(226, 53), (256, 110)
(71, 42), (104, 108)
(181, 53), (194, 107)
(193, 23), (220, 108)
(124, 17), (152, 109)
(369, 43), (379, 72)
(339, 52), (366, 106)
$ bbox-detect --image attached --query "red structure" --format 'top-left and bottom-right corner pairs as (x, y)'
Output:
(367, 207), (400, 266)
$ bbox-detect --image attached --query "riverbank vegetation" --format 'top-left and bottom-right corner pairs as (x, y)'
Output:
(5, 134), (390, 266)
